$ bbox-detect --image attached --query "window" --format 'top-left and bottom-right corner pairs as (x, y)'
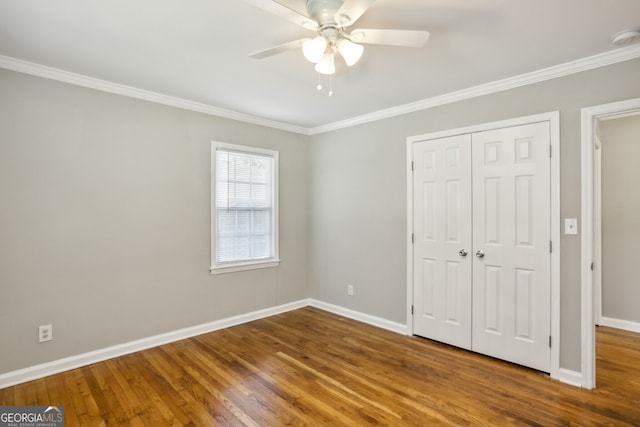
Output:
(210, 142), (279, 274)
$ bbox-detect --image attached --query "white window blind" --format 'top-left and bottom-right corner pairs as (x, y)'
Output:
(211, 142), (279, 273)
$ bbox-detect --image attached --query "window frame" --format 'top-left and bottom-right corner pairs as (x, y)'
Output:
(210, 141), (279, 275)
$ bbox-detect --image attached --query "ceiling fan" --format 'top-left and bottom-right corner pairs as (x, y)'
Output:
(244, 0), (430, 76)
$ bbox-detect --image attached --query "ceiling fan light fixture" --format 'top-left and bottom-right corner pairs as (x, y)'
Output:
(337, 38), (364, 66)
(302, 36), (328, 63)
(314, 52), (336, 75)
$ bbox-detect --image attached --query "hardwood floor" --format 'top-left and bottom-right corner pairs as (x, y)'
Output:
(1, 307), (639, 426)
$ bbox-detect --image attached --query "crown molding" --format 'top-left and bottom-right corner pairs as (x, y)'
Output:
(0, 55), (310, 135)
(308, 44), (640, 135)
(2, 45), (640, 137)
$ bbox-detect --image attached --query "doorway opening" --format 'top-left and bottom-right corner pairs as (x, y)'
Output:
(580, 97), (640, 389)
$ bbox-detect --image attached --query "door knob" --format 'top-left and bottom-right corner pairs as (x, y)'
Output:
(458, 249), (468, 257)
(475, 250), (485, 258)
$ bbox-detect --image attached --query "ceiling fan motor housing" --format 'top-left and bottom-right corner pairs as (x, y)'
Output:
(307, 0), (346, 26)
(320, 26), (341, 42)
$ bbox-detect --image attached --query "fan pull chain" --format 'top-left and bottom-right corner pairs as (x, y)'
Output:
(328, 73), (333, 96)
(315, 72), (334, 96)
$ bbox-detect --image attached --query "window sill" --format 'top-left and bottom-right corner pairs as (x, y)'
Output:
(210, 259), (280, 275)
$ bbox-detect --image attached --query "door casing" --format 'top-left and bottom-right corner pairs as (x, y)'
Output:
(406, 111), (561, 382)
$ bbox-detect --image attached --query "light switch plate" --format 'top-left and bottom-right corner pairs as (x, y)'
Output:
(564, 218), (578, 235)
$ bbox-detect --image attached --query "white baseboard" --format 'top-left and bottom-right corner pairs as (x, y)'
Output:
(557, 368), (583, 388)
(0, 299), (408, 389)
(308, 299), (408, 335)
(599, 316), (640, 333)
(3, 299), (586, 390)
(0, 299), (309, 389)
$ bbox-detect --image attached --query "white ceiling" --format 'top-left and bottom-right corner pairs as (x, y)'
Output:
(1, 0), (639, 130)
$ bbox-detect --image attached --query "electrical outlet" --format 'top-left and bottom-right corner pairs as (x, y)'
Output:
(347, 285), (354, 296)
(38, 324), (53, 343)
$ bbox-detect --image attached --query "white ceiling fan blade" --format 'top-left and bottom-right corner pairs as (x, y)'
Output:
(349, 29), (430, 47)
(271, 0), (310, 20)
(242, 0), (318, 31)
(249, 39), (307, 59)
(335, 0), (376, 27)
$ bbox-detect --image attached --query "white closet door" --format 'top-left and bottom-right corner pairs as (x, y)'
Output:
(413, 134), (473, 349)
(471, 122), (551, 372)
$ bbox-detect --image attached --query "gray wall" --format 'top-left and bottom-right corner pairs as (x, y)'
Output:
(3, 57), (640, 377)
(308, 57), (640, 371)
(600, 114), (640, 323)
(0, 68), (309, 374)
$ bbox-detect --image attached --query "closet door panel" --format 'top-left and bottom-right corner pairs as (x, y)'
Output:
(413, 134), (473, 349)
(471, 122), (551, 373)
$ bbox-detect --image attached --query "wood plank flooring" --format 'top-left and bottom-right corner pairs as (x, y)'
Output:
(1, 307), (640, 426)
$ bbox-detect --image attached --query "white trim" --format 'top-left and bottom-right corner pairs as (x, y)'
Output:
(599, 317), (640, 333)
(310, 45), (640, 135)
(581, 107), (596, 389)
(558, 368), (583, 388)
(599, 110), (640, 121)
(406, 111), (561, 381)
(0, 55), (309, 136)
(550, 112), (562, 379)
(1, 294), (585, 390)
(593, 131), (602, 326)
(3, 45), (640, 137)
(0, 299), (409, 388)
(407, 111), (560, 144)
(308, 299), (408, 335)
(580, 97), (640, 390)
(0, 299), (309, 389)
(210, 260), (280, 275)
(406, 139), (415, 335)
